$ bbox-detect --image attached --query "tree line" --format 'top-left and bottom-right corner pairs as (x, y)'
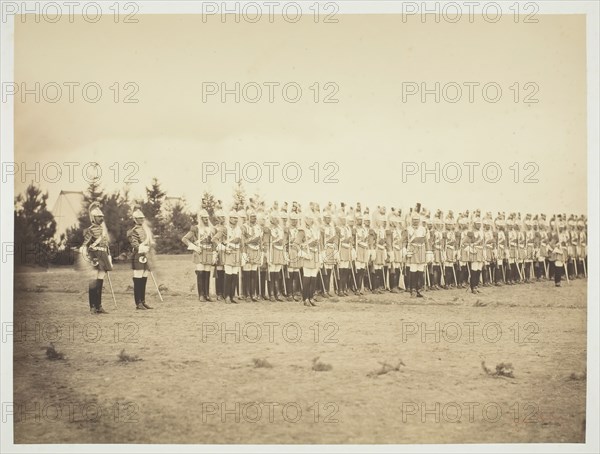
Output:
(13, 178), (259, 267)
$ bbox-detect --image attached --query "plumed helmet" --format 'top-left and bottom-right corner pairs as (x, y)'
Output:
(132, 205), (145, 219)
(89, 202), (103, 222)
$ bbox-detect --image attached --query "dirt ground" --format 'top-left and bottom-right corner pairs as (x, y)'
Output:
(12, 255), (587, 444)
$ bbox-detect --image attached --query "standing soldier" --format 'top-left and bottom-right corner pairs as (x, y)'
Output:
(482, 217), (495, 286)
(280, 210), (291, 299)
(423, 215), (434, 291)
(259, 212), (271, 300)
(431, 217), (444, 289)
(532, 217), (544, 281)
(321, 210), (338, 297)
(388, 212), (403, 293)
(576, 217), (587, 278)
(354, 212), (369, 294)
(267, 212), (286, 302)
(365, 215), (376, 293)
(524, 218), (535, 282)
(241, 210), (262, 302)
(223, 211), (243, 303)
(515, 218), (527, 283)
(373, 213), (388, 293)
(213, 210), (227, 300)
(337, 212), (353, 297)
(346, 212), (358, 294)
(182, 209), (215, 302)
(237, 209), (248, 300)
(494, 217), (507, 286)
(297, 212), (319, 306)
(537, 215), (550, 280)
(443, 216), (457, 288)
(506, 218), (519, 284)
(80, 202), (112, 314)
(458, 217), (471, 288)
(469, 217), (484, 293)
(550, 217), (568, 287)
(406, 211), (427, 297)
(127, 206), (154, 310)
(567, 218), (579, 279)
(286, 212), (302, 301)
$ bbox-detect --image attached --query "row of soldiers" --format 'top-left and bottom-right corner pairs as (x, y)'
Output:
(179, 203), (588, 307)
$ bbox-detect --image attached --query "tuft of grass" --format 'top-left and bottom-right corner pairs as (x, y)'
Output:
(45, 343), (65, 360)
(482, 361), (514, 378)
(569, 372), (586, 381)
(368, 359), (406, 378)
(252, 358), (273, 369)
(118, 349), (142, 362)
(312, 357), (332, 372)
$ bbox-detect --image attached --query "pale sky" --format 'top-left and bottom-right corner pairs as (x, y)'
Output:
(14, 14), (587, 216)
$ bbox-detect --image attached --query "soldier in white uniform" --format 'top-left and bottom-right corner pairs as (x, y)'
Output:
(223, 211), (242, 303)
(406, 211), (426, 297)
(80, 202), (112, 314)
(182, 209), (215, 303)
(241, 209), (262, 302)
(296, 212), (320, 306)
(267, 212), (286, 301)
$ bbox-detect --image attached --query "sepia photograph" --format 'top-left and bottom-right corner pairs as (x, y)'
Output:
(1, 1), (598, 452)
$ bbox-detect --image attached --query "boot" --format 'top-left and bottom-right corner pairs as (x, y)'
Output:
(274, 274), (283, 301)
(302, 276), (310, 303)
(308, 276), (317, 306)
(229, 273), (238, 303)
(96, 279), (108, 313)
(134, 278), (145, 310)
(555, 264), (562, 287)
(140, 276), (152, 309)
(196, 271), (205, 301)
(416, 272), (424, 297)
(216, 269), (225, 300)
(224, 274), (231, 303)
(89, 279), (98, 314)
(204, 271), (212, 301)
(249, 271), (257, 302)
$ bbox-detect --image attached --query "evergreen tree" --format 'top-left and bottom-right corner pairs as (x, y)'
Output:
(201, 190), (218, 225)
(231, 181), (246, 212)
(142, 177), (166, 235)
(156, 201), (193, 254)
(201, 190), (218, 217)
(103, 188), (132, 258)
(14, 183), (57, 266)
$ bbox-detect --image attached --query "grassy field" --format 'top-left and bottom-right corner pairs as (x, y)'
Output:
(12, 255), (587, 444)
